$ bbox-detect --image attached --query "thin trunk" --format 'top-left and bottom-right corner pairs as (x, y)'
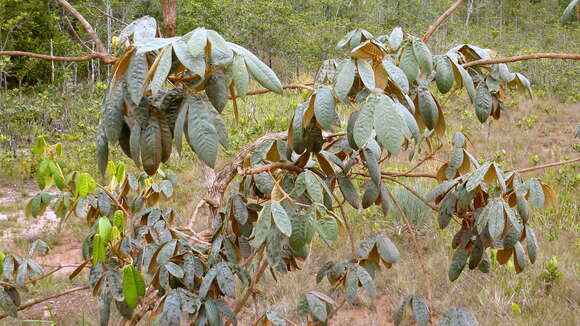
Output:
(160, 0), (177, 37)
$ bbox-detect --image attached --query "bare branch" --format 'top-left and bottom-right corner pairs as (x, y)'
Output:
(384, 187), (434, 323)
(423, 0), (465, 42)
(463, 53), (580, 68)
(515, 157), (580, 174)
(229, 83), (314, 99)
(240, 162), (304, 175)
(0, 286), (89, 320)
(57, 0), (107, 54)
(0, 51), (115, 63)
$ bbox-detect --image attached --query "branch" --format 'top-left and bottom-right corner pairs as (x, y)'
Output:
(384, 187), (434, 324)
(0, 286), (89, 320)
(515, 157), (580, 174)
(229, 259), (269, 321)
(423, 0), (465, 42)
(240, 162), (304, 175)
(382, 176), (439, 212)
(463, 53), (580, 68)
(0, 51), (114, 63)
(57, 0), (107, 54)
(229, 83), (314, 99)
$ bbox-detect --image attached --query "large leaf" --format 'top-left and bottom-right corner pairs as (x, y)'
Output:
(437, 307), (478, 326)
(305, 293), (327, 322)
(373, 94), (404, 155)
(126, 53), (148, 105)
(305, 171), (324, 203)
(141, 109), (163, 175)
(389, 26), (404, 50)
(187, 27), (207, 57)
(338, 175), (360, 209)
(412, 40), (433, 74)
(399, 43), (419, 84)
(448, 248), (469, 281)
(334, 59), (356, 101)
(383, 59), (409, 94)
(353, 96), (376, 147)
(435, 56), (454, 94)
(231, 55), (249, 98)
(187, 97), (219, 168)
(122, 264), (145, 309)
(475, 83), (492, 123)
(271, 201), (292, 237)
(0, 286), (17, 317)
(228, 42), (282, 94)
(314, 86), (338, 130)
(173, 38), (205, 77)
(418, 89), (438, 130)
(149, 45), (173, 96)
(250, 203), (271, 248)
(412, 295), (430, 326)
(316, 216), (339, 241)
(376, 234), (399, 264)
(216, 263), (235, 297)
(357, 59), (376, 90)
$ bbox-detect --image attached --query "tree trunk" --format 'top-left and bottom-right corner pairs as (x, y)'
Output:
(160, 0), (177, 37)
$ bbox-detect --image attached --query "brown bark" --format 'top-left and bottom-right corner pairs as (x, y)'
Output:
(160, 0), (178, 37)
(463, 53), (580, 68)
(0, 51), (115, 64)
(423, 0), (465, 42)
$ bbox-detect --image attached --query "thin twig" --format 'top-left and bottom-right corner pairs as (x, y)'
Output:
(382, 176), (439, 212)
(330, 191), (357, 256)
(240, 162), (304, 175)
(229, 83), (314, 99)
(423, 0), (465, 42)
(0, 286), (89, 320)
(228, 259), (269, 324)
(515, 157), (579, 174)
(385, 187), (434, 324)
(57, 0), (107, 54)
(463, 53), (580, 68)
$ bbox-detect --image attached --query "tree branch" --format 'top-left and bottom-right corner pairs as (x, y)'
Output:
(463, 53), (580, 68)
(423, 0), (465, 42)
(0, 51), (115, 63)
(229, 83), (314, 99)
(57, 0), (107, 54)
(240, 162), (304, 175)
(515, 157), (579, 174)
(0, 286), (89, 320)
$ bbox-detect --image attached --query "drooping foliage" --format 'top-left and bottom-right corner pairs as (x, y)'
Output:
(1, 14), (561, 326)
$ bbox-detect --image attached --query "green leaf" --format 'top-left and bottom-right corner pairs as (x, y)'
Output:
(165, 262), (184, 278)
(316, 216), (338, 241)
(346, 266), (358, 303)
(353, 96), (376, 147)
(347, 110), (360, 150)
(305, 171), (324, 204)
(98, 217), (113, 244)
(356, 264), (376, 297)
(439, 191), (457, 229)
(290, 103), (307, 154)
(216, 263), (235, 297)
(305, 293), (327, 322)
(250, 203), (271, 248)
(232, 195), (248, 225)
(412, 295), (430, 326)
(394, 295), (411, 326)
(187, 96), (219, 168)
(418, 89), (438, 130)
(271, 201), (292, 237)
(373, 94), (404, 155)
(232, 55), (249, 98)
(187, 27), (207, 57)
(357, 59), (375, 90)
(76, 173), (96, 198)
(173, 38), (205, 77)
(426, 180), (457, 202)
(475, 83), (492, 123)
(266, 309), (287, 326)
(528, 178), (545, 210)
(140, 109), (163, 176)
(488, 199), (505, 240)
(395, 102), (420, 141)
(334, 59), (356, 101)
(399, 43), (419, 84)
(412, 40), (433, 74)
(458, 65), (475, 103)
(126, 53), (148, 105)
(0, 286), (17, 317)
(383, 59), (409, 94)
(526, 226), (538, 264)
(205, 70), (228, 113)
(376, 235), (399, 264)
(435, 56), (454, 94)
(103, 82), (125, 142)
(207, 29), (233, 63)
(389, 26), (403, 50)
(448, 248), (469, 281)
(338, 175), (360, 209)
(228, 42), (282, 94)
(466, 162), (491, 192)
(174, 98), (189, 156)
(122, 264), (145, 309)
(314, 86), (338, 130)
(254, 172), (274, 195)
(149, 46), (173, 96)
